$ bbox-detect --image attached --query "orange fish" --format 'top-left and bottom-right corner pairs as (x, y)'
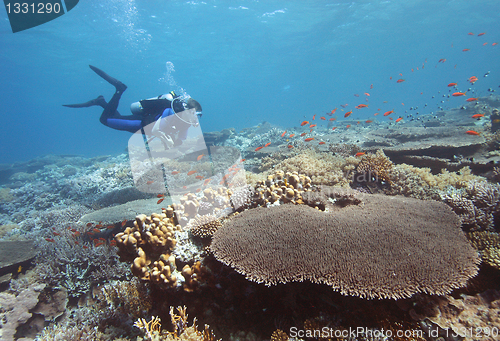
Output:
(364, 92), (370, 96)
(300, 132), (307, 137)
(492, 43), (498, 46)
(332, 127), (337, 130)
(281, 131), (287, 137)
(370, 84), (373, 89)
(374, 113), (379, 116)
(197, 154), (204, 161)
(483, 42), (488, 46)
(240, 159), (246, 162)
(195, 175), (204, 180)
(86, 223), (93, 227)
(468, 76), (478, 84)
(187, 170), (197, 176)
(203, 178), (212, 186)
(471, 114), (484, 119)
(309, 124), (317, 128)
(452, 92), (466, 96)
(93, 228), (101, 233)
(395, 117), (403, 122)
(52, 232), (60, 236)
(365, 120), (373, 123)
(255, 146), (264, 151)
(171, 171), (179, 175)
(478, 32), (485, 36)
(289, 134), (295, 138)
(304, 137), (314, 142)
(329, 118), (336, 121)
(438, 58), (446, 63)
(447, 82), (457, 87)
(346, 125), (351, 128)
(355, 152), (365, 157)
(462, 48), (470, 52)
(383, 110), (394, 116)
(344, 110), (352, 118)
(312, 114), (316, 120)
(45, 238), (55, 242)
(396, 79), (405, 83)
(320, 117), (326, 120)
(466, 130), (480, 136)
(288, 145), (294, 149)
(466, 98), (478, 102)
(301, 121), (309, 126)
(157, 198), (164, 204)
(264, 142), (271, 147)
(331, 108), (337, 114)
(146, 181), (154, 185)
(355, 104), (368, 109)
(318, 142), (326, 145)
(157, 194), (165, 198)
(468, 32), (474, 35)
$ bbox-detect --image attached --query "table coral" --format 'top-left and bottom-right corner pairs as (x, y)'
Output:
(211, 189), (479, 299)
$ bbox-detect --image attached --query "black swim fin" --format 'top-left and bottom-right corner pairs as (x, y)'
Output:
(63, 95), (107, 108)
(89, 65), (127, 92)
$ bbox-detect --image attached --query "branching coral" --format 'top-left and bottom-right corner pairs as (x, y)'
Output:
(467, 231), (500, 270)
(355, 149), (393, 186)
(442, 181), (500, 231)
(134, 306), (220, 341)
(250, 170), (312, 207)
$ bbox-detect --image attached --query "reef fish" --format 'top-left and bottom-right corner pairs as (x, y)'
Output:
(466, 130), (480, 135)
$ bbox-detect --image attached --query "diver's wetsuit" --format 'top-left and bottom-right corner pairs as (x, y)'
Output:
(98, 92), (190, 143)
(64, 65), (191, 142)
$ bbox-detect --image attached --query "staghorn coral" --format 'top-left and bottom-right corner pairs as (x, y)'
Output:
(211, 188), (479, 299)
(135, 306), (220, 341)
(95, 278), (152, 320)
(442, 181), (500, 232)
(466, 231), (500, 269)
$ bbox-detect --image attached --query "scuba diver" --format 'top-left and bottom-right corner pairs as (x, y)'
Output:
(63, 65), (202, 148)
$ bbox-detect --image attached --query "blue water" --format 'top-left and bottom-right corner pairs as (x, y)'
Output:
(0, 0), (499, 163)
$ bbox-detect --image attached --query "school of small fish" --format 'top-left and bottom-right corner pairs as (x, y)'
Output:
(248, 30), (496, 154)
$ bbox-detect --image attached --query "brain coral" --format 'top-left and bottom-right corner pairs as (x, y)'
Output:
(211, 189), (480, 299)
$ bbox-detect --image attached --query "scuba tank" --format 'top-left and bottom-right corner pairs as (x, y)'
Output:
(130, 91), (177, 115)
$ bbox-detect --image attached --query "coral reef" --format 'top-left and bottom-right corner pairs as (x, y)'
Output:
(410, 289), (500, 340)
(135, 306), (220, 341)
(250, 170), (312, 207)
(211, 189), (479, 299)
(115, 210), (188, 289)
(467, 231), (500, 270)
(441, 181), (500, 232)
(189, 215), (222, 238)
(0, 282), (45, 341)
(354, 149), (393, 187)
(271, 149), (358, 187)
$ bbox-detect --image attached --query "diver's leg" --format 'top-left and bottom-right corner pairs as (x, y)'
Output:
(89, 65), (127, 93)
(99, 89), (126, 126)
(63, 95), (107, 108)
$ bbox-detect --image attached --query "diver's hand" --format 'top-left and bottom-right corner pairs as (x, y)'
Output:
(158, 132), (174, 149)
